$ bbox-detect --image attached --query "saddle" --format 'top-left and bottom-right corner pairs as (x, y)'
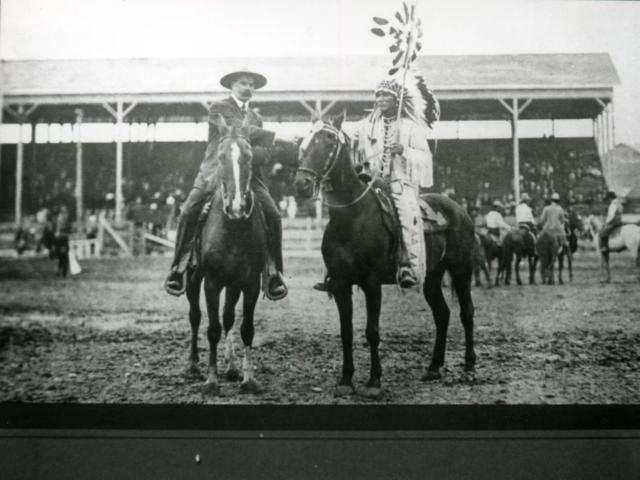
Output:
(369, 179), (450, 237)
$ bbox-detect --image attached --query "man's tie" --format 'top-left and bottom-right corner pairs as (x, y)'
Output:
(241, 103), (247, 114)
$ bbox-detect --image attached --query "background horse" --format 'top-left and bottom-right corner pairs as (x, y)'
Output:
(185, 116), (269, 395)
(586, 214), (640, 282)
(474, 231), (501, 287)
(536, 230), (572, 285)
(294, 118), (476, 397)
(499, 227), (538, 285)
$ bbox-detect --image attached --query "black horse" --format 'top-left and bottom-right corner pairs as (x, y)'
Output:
(499, 227), (538, 286)
(474, 232), (502, 287)
(294, 118), (476, 397)
(536, 230), (572, 285)
(184, 116), (271, 395)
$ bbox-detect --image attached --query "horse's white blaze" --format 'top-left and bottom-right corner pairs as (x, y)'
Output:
(231, 142), (242, 213)
(242, 346), (253, 383)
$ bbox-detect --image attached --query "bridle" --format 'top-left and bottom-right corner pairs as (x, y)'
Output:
(298, 122), (377, 209)
(218, 133), (255, 219)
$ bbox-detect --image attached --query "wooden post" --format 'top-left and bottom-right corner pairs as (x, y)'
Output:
(115, 101), (124, 225)
(75, 108), (84, 223)
(511, 98), (520, 204)
(15, 105), (25, 226)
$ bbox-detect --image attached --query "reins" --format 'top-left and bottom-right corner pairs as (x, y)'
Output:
(299, 122), (380, 209)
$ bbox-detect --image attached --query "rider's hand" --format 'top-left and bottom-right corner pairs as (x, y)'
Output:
(389, 143), (404, 155)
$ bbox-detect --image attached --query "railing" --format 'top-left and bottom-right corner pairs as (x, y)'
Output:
(69, 238), (101, 259)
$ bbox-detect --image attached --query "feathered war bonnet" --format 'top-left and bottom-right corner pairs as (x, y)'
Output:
(373, 68), (440, 129)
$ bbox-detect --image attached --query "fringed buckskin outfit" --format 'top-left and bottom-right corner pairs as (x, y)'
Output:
(353, 79), (437, 287)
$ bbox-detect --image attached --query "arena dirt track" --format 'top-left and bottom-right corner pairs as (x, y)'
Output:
(1, 252), (639, 404)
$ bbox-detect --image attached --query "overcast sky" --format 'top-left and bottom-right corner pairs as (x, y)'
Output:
(1, 0), (639, 143)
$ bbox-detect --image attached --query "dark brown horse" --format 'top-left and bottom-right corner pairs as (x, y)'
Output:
(474, 232), (502, 287)
(536, 230), (572, 285)
(185, 116), (269, 395)
(499, 227), (538, 286)
(294, 118), (476, 397)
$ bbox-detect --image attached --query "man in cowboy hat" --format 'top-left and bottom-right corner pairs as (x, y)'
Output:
(485, 199), (511, 245)
(164, 68), (287, 300)
(515, 192), (537, 241)
(599, 190), (623, 252)
(538, 192), (567, 247)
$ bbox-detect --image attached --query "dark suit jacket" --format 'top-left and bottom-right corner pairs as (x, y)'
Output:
(200, 96), (275, 179)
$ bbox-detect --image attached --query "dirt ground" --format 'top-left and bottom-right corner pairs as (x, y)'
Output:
(1, 251), (639, 404)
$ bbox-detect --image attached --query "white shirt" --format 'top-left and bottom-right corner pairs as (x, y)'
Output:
(515, 202), (535, 224)
(485, 210), (511, 230)
(605, 198), (623, 223)
(231, 94), (250, 112)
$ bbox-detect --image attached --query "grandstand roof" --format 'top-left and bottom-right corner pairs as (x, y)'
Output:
(1, 53), (619, 123)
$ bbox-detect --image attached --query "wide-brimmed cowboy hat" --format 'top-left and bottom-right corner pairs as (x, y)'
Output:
(551, 192), (560, 202)
(520, 192), (531, 203)
(605, 190), (617, 200)
(492, 200), (504, 208)
(220, 69), (267, 90)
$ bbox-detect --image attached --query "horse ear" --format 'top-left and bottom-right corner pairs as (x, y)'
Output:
(331, 111), (346, 130)
(311, 110), (322, 123)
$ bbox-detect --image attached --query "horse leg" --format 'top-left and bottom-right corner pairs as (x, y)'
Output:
(482, 258), (491, 288)
(558, 251), (564, 285)
(334, 284), (355, 395)
(239, 277), (262, 394)
(202, 273), (223, 395)
(362, 279), (382, 398)
(515, 254), (522, 286)
(222, 286), (242, 382)
(529, 255), (537, 285)
(451, 268), (476, 377)
(184, 269), (204, 379)
(603, 251), (611, 283)
(549, 254), (556, 285)
(422, 267), (449, 381)
(568, 249), (573, 282)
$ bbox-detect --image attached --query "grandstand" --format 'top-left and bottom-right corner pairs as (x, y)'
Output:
(0, 53), (621, 253)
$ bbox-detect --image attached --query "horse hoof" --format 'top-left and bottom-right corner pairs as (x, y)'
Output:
(360, 386), (383, 400)
(226, 367), (241, 382)
(202, 381), (220, 396)
(334, 384), (354, 397)
(240, 379), (263, 394)
(183, 364), (204, 380)
(464, 366), (477, 383)
(421, 369), (442, 381)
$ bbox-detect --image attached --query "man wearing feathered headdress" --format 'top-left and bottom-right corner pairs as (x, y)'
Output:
(352, 74), (439, 289)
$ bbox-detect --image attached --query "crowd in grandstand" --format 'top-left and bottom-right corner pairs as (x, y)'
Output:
(8, 134), (612, 249)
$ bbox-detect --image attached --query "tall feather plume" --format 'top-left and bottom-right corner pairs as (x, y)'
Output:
(391, 67), (440, 129)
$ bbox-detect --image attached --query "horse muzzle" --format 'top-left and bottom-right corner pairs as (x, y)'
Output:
(223, 190), (253, 220)
(294, 172), (315, 199)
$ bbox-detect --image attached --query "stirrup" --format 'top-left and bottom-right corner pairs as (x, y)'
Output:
(313, 282), (330, 292)
(164, 270), (187, 297)
(265, 272), (288, 301)
(398, 268), (418, 289)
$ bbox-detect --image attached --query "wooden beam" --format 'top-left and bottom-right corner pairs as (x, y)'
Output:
(75, 108), (84, 222)
(298, 100), (316, 115)
(320, 99), (338, 117)
(511, 98), (520, 204)
(115, 101), (124, 225)
(15, 106), (25, 225)
(518, 98), (532, 115)
(498, 98), (514, 115)
(122, 102), (138, 119)
(102, 102), (118, 119)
